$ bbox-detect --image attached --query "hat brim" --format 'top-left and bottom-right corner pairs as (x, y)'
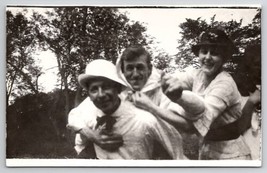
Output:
(78, 74), (126, 89)
(192, 43), (235, 57)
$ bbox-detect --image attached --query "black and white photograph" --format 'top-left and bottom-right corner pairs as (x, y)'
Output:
(6, 5), (261, 167)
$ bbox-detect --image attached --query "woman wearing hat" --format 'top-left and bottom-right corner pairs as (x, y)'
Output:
(162, 28), (252, 160)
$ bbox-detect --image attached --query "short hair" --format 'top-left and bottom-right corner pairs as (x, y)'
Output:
(120, 45), (152, 72)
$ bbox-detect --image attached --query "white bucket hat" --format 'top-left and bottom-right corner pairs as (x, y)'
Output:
(78, 59), (127, 89)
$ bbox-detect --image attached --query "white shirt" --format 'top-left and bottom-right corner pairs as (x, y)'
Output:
(69, 100), (185, 159)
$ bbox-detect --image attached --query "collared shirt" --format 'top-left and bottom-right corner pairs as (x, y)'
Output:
(70, 100), (185, 159)
(175, 68), (251, 159)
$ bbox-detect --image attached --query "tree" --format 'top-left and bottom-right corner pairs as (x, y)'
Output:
(33, 7), (149, 118)
(6, 10), (42, 105)
(176, 9), (261, 70)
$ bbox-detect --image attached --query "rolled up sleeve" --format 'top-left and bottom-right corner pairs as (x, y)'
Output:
(193, 82), (233, 137)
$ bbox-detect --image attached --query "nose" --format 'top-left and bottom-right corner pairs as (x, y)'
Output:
(204, 51), (212, 60)
(97, 87), (105, 98)
(132, 68), (139, 77)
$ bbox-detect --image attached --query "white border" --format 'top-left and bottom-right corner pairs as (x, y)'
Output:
(1, 0), (266, 172)
(6, 159), (262, 167)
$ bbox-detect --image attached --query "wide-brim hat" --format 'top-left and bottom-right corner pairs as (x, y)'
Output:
(192, 29), (236, 57)
(78, 59), (127, 89)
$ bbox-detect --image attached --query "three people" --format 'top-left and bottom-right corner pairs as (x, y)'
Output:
(69, 28), (260, 160)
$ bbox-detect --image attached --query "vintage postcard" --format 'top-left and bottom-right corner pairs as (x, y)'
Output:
(6, 5), (261, 167)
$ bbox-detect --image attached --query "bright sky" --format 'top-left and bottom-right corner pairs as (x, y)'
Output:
(119, 8), (259, 55)
(34, 7), (258, 92)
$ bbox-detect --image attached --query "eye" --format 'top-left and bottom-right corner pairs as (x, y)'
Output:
(102, 84), (112, 90)
(88, 86), (98, 93)
(210, 50), (219, 56)
(199, 48), (208, 54)
(136, 64), (145, 71)
(126, 65), (134, 71)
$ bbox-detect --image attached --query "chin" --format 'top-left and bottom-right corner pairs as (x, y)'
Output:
(202, 69), (215, 76)
(131, 85), (142, 91)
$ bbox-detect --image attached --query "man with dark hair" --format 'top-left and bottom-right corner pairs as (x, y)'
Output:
(68, 59), (185, 159)
(116, 45), (204, 127)
(69, 45), (204, 159)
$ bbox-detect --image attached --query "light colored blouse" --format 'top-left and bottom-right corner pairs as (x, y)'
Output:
(176, 68), (251, 159)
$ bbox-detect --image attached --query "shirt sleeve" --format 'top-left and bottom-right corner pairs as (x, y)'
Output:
(68, 97), (96, 129)
(172, 67), (196, 90)
(74, 134), (86, 155)
(193, 80), (236, 137)
(148, 117), (186, 159)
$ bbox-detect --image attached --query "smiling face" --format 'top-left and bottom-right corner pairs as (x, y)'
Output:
(87, 77), (121, 114)
(198, 45), (225, 78)
(122, 55), (151, 91)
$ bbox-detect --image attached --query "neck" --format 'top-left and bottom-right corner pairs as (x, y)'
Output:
(204, 69), (222, 85)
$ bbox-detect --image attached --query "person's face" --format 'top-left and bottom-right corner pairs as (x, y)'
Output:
(122, 55), (151, 91)
(87, 77), (120, 114)
(198, 46), (224, 77)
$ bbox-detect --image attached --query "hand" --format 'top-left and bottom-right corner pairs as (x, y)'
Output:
(131, 91), (154, 111)
(161, 74), (183, 102)
(66, 124), (82, 133)
(249, 89), (261, 105)
(93, 131), (123, 151)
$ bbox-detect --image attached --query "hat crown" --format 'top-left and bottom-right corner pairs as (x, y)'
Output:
(198, 29), (232, 46)
(78, 59), (126, 89)
(85, 59), (116, 76)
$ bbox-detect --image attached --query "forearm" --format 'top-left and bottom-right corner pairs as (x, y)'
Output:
(238, 99), (256, 134)
(79, 128), (97, 142)
(175, 90), (205, 117)
(147, 103), (194, 131)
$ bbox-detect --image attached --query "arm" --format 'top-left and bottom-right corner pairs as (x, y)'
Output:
(131, 92), (194, 132)
(68, 124), (123, 152)
(204, 90), (261, 139)
(238, 89), (261, 134)
(67, 103), (123, 152)
(161, 74), (205, 119)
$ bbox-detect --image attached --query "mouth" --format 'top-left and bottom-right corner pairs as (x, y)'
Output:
(203, 62), (214, 69)
(129, 79), (141, 85)
(96, 99), (111, 108)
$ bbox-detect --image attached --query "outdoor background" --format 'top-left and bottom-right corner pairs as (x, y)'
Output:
(6, 6), (261, 159)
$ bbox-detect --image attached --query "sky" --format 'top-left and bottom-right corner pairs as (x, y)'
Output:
(34, 7), (259, 92)
(119, 7), (258, 55)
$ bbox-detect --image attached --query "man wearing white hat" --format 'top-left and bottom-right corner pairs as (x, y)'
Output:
(68, 59), (185, 159)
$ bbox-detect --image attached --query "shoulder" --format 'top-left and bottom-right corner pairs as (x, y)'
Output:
(123, 101), (158, 127)
(208, 71), (241, 104)
(68, 97), (97, 127)
(211, 71), (238, 91)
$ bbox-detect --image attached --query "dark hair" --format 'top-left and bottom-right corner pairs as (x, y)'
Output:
(120, 45), (152, 72)
(192, 28), (236, 60)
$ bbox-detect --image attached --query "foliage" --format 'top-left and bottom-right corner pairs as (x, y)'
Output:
(34, 7), (148, 91)
(31, 7), (150, 114)
(176, 9), (261, 70)
(6, 7), (150, 158)
(152, 52), (176, 73)
(6, 11), (43, 104)
(7, 90), (77, 158)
